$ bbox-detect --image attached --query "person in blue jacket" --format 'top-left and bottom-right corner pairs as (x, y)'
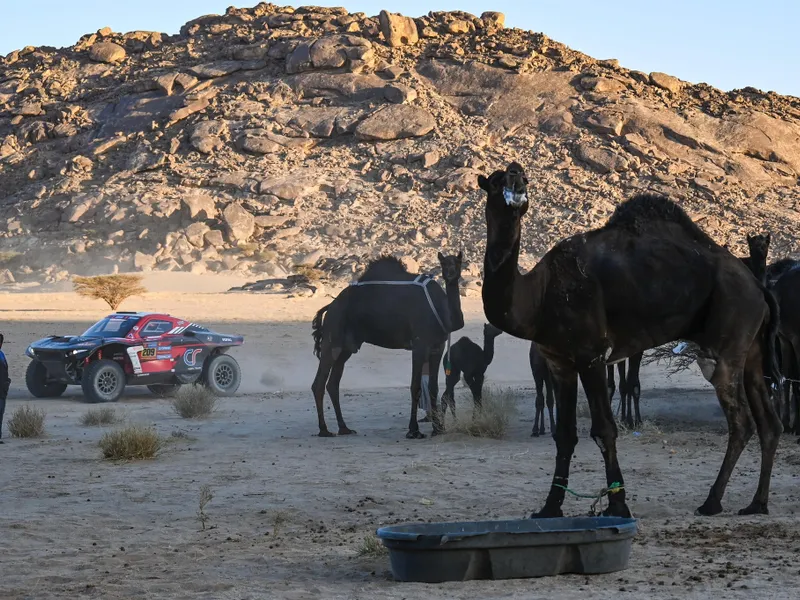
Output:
(0, 334), (9, 442)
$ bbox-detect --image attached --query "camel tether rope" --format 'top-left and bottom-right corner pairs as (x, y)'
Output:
(552, 481), (625, 517)
(348, 274), (453, 375)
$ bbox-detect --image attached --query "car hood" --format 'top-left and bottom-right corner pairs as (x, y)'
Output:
(28, 335), (111, 351)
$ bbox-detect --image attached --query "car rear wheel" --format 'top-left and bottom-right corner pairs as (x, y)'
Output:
(25, 359), (68, 398)
(203, 354), (241, 396)
(147, 384), (181, 398)
(82, 359), (126, 403)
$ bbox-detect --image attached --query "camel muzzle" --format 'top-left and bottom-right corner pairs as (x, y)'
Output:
(503, 187), (528, 208)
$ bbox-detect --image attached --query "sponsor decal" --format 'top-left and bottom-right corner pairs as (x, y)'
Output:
(157, 353), (172, 360)
(221, 337), (232, 342)
(183, 348), (203, 367)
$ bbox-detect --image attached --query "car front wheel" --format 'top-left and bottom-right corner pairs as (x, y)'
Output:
(25, 359), (68, 398)
(82, 359), (126, 403)
(203, 354), (241, 396)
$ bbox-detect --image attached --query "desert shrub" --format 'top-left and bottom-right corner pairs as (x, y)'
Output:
(448, 386), (516, 439)
(80, 407), (120, 426)
(98, 425), (161, 460)
(293, 265), (322, 281)
(7, 406), (46, 438)
(72, 274), (147, 310)
(171, 385), (217, 419)
(357, 534), (388, 557)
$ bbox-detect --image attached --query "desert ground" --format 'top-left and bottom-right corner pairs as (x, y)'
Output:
(2, 276), (800, 600)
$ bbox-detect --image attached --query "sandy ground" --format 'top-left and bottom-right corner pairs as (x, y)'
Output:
(1, 280), (800, 599)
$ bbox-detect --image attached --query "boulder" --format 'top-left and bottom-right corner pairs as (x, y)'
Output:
(189, 61), (244, 79)
(650, 72), (683, 95)
(286, 36), (375, 74)
(354, 105), (435, 141)
(185, 222), (210, 248)
(481, 12), (505, 30)
(89, 42), (126, 64)
(383, 83), (417, 104)
(580, 76), (627, 94)
(585, 111), (625, 136)
(182, 193), (217, 219)
(190, 119), (227, 154)
(574, 144), (630, 173)
(258, 174), (319, 200)
(204, 229), (225, 247)
(378, 11), (419, 47)
(134, 251), (157, 271)
(223, 203), (255, 243)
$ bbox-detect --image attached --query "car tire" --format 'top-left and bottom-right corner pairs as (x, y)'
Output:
(25, 359), (68, 398)
(82, 359), (126, 403)
(147, 384), (181, 398)
(203, 354), (241, 396)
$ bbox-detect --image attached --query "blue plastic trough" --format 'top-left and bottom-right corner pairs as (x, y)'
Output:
(376, 516), (638, 582)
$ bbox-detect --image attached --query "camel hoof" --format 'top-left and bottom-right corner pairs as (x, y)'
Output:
(318, 430), (336, 438)
(738, 502), (768, 516)
(406, 430), (426, 440)
(338, 427), (357, 436)
(602, 502), (632, 518)
(531, 429), (540, 438)
(695, 499), (723, 516)
(431, 427), (444, 437)
(419, 416), (431, 423)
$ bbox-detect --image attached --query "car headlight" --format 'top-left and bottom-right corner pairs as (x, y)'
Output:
(25, 346), (34, 358)
(69, 349), (90, 356)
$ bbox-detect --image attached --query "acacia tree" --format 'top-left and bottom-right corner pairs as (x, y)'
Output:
(72, 274), (147, 310)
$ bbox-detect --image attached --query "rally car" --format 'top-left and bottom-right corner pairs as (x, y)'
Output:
(25, 312), (244, 403)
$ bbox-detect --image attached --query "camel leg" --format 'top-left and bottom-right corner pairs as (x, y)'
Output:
(532, 364), (579, 518)
(696, 360), (753, 516)
(406, 343), (427, 440)
(789, 336), (800, 435)
(580, 364), (631, 518)
(628, 352), (643, 428)
(532, 371), (545, 437)
(738, 344), (782, 515)
(617, 361), (628, 425)
(427, 345), (445, 436)
(779, 336), (792, 431)
(442, 368), (460, 425)
(545, 368), (556, 437)
(606, 364), (616, 404)
(311, 348), (336, 437)
(326, 349), (356, 436)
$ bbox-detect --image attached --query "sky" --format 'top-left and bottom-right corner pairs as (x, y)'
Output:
(1, 1), (798, 97)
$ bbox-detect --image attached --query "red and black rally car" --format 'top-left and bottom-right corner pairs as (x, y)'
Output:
(25, 312), (244, 403)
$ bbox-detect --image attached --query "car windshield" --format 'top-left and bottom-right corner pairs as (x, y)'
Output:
(82, 316), (141, 338)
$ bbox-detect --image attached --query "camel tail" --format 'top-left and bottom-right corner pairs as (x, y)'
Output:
(761, 284), (782, 387)
(312, 304), (330, 359)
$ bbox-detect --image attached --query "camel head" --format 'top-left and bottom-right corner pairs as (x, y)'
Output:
(478, 161), (529, 213)
(437, 250), (464, 284)
(746, 232), (771, 261)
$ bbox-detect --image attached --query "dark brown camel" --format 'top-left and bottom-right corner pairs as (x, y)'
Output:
(311, 253), (464, 439)
(529, 342), (556, 437)
(479, 162), (781, 518)
(441, 323), (503, 423)
(741, 233), (771, 286)
(768, 259), (800, 435)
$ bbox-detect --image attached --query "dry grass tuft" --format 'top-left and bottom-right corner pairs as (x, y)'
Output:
(7, 406), (46, 438)
(98, 425), (161, 460)
(171, 385), (218, 419)
(80, 407), (121, 426)
(197, 485), (213, 530)
(357, 534), (388, 557)
(447, 386), (516, 439)
(268, 510), (290, 535)
(72, 274), (147, 310)
(293, 265), (322, 281)
(642, 341), (700, 376)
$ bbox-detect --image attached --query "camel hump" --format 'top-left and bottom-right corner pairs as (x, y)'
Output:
(358, 255), (411, 281)
(606, 193), (714, 246)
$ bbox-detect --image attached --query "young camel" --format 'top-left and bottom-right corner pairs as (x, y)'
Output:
(441, 323), (503, 423)
(479, 162), (781, 518)
(529, 342), (556, 437)
(311, 253), (464, 439)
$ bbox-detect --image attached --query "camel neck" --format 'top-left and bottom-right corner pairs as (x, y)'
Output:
(482, 219), (538, 339)
(482, 334), (497, 367)
(444, 278), (464, 333)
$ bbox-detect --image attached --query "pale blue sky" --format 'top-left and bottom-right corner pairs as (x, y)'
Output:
(2, 1), (797, 97)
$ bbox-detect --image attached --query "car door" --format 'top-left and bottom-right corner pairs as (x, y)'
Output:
(133, 317), (178, 375)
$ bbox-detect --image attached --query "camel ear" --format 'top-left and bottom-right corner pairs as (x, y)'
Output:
(478, 175), (491, 192)
(437, 251), (445, 261)
(457, 250), (463, 262)
(766, 233), (771, 244)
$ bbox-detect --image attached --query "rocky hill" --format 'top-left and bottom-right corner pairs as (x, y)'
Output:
(1, 3), (799, 294)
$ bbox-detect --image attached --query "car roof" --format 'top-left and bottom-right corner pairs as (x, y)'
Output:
(105, 312), (174, 319)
